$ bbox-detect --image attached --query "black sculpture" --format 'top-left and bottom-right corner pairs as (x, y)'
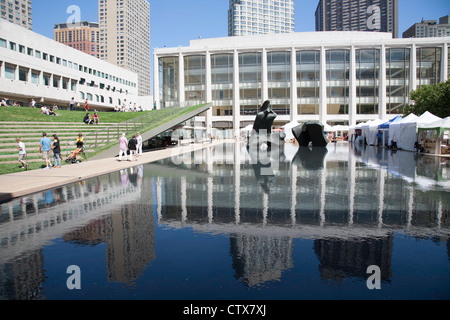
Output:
(248, 101), (279, 151)
(253, 101), (277, 135)
(292, 121), (328, 148)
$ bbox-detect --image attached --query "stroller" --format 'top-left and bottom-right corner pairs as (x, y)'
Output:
(65, 147), (84, 164)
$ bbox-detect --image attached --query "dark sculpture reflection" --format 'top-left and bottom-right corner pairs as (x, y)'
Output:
(292, 147), (328, 171)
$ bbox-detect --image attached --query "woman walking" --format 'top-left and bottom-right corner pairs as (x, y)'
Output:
(52, 134), (62, 168)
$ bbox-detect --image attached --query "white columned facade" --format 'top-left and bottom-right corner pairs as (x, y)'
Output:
(379, 44), (387, 120)
(410, 43), (417, 94)
(233, 49), (240, 134)
(319, 46), (327, 125)
(153, 32), (450, 133)
(205, 50), (213, 137)
(290, 46), (298, 122)
(178, 51), (185, 106)
(262, 48), (268, 103)
(349, 45), (357, 127)
(442, 43), (448, 82)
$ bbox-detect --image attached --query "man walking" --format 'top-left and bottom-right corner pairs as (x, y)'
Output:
(40, 133), (53, 169)
(17, 138), (28, 170)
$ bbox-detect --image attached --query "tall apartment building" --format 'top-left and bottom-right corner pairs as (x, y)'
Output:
(403, 16), (450, 38)
(0, 0), (32, 30)
(54, 22), (100, 58)
(315, 0), (398, 38)
(98, 0), (151, 96)
(228, 0), (295, 36)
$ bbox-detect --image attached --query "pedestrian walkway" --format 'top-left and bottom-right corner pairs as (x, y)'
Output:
(0, 140), (228, 202)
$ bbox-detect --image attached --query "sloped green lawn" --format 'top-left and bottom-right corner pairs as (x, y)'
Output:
(0, 106), (153, 123)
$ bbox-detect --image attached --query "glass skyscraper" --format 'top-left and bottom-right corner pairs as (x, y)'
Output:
(228, 0), (295, 36)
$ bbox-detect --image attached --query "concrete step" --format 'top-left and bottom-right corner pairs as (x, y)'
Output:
(0, 149), (96, 161)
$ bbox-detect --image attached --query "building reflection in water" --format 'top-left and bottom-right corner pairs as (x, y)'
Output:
(154, 142), (448, 287)
(0, 143), (449, 298)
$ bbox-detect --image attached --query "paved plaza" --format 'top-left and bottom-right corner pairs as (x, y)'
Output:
(0, 141), (227, 202)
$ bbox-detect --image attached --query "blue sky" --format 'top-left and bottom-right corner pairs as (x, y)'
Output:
(33, 0), (450, 50)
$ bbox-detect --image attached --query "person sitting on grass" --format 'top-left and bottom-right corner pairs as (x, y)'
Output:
(83, 113), (93, 124)
(1, 97), (8, 107)
(48, 106), (57, 116)
(93, 112), (99, 125)
(41, 106), (50, 115)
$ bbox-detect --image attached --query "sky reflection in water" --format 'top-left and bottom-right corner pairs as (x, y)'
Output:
(0, 143), (449, 300)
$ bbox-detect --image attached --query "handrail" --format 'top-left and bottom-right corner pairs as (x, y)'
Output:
(82, 103), (208, 155)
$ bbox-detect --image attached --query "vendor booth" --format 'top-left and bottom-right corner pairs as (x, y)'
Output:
(417, 117), (450, 155)
(398, 112), (442, 152)
(378, 116), (403, 147)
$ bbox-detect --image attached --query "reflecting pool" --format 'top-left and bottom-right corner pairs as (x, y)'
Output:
(0, 143), (449, 300)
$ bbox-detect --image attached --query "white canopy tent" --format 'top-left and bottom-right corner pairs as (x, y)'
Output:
(282, 121), (300, 141)
(389, 113), (418, 148)
(361, 119), (384, 145)
(397, 112), (442, 151)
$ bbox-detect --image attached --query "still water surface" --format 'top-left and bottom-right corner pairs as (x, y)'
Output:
(0, 143), (449, 300)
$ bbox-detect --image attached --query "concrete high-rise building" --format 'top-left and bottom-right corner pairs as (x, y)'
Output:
(99, 0), (151, 96)
(315, 0), (398, 38)
(0, 0), (32, 30)
(228, 0), (295, 36)
(54, 22), (100, 58)
(403, 16), (450, 38)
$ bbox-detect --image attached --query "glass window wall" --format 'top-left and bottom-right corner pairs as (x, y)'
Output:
(239, 52), (262, 116)
(327, 49), (350, 115)
(297, 50), (320, 115)
(268, 51), (291, 115)
(417, 47), (441, 87)
(211, 53), (234, 116)
(386, 48), (410, 114)
(159, 56), (179, 108)
(356, 49), (380, 115)
(184, 55), (206, 104)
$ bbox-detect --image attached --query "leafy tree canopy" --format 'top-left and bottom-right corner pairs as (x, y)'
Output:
(404, 79), (450, 118)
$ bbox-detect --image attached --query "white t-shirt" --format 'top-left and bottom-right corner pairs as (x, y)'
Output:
(18, 142), (26, 155)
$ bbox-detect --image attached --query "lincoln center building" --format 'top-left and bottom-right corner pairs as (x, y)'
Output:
(153, 31), (449, 133)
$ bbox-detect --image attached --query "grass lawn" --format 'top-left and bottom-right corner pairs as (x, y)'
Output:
(0, 104), (209, 176)
(0, 106), (153, 123)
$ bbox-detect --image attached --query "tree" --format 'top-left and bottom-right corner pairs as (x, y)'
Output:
(404, 79), (450, 118)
